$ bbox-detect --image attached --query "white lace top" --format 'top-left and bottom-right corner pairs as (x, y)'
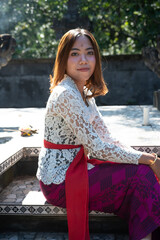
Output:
(36, 76), (142, 185)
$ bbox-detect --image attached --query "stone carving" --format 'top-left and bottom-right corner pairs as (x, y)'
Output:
(142, 36), (160, 78)
(0, 34), (16, 69)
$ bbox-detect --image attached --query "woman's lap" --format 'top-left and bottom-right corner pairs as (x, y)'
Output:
(88, 163), (160, 239)
(40, 162), (160, 240)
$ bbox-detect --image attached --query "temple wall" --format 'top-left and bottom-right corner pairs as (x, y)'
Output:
(0, 55), (159, 107)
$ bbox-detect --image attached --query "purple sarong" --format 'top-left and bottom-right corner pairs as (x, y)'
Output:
(40, 162), (160, 240)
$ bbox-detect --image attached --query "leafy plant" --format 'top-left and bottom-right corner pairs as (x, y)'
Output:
(0, 0), (159, 58)
(0, 0), (68, 58)
(78, 0), (160, 55)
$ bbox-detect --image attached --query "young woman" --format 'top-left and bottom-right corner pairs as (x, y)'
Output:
(36, 28), (160, 240)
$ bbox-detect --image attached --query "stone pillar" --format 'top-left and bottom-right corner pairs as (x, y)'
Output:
(153, 90), (160, 111)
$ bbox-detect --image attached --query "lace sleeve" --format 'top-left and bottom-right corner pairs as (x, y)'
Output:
(91, 98), (142, 154)
(55, 90), (142, 164)
(91, 99), (129, 147)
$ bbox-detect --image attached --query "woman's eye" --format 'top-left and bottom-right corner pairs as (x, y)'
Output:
(71, 52), (78, 56)
(88, 51), (94, 55)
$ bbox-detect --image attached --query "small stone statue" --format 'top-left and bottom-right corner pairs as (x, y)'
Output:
(0, 34), (16, 69)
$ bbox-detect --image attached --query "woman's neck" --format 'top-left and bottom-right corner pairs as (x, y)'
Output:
(76, 83), (84, 98)
(73, 79), (86, 97)
(75, 82), (89, 106)
(67, 75), (86, 99)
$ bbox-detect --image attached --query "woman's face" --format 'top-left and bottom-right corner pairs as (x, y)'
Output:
(66, 35), (96, 84)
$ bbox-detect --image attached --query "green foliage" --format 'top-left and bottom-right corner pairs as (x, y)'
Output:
(0, 0), (68, 58)
(0, 0), (160, 58)
(78, 0), (160, 55)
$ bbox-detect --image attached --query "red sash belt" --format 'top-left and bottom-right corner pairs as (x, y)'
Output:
(44, 139), (104, 240)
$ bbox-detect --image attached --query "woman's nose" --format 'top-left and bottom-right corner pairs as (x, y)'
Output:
(79, 54), (87, 64)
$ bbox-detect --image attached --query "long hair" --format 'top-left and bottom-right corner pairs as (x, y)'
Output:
(50, 28), (108, 98)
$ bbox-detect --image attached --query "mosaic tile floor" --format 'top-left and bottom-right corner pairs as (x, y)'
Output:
(0, 176), (40, 204)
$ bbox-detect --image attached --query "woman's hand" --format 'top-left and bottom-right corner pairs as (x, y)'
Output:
(150, 157), (160, 181)
(84, 148), (89, 157)
(138, 153), (160, 181)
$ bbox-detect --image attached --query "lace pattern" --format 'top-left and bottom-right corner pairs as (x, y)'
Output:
(36, 76), (142, 184)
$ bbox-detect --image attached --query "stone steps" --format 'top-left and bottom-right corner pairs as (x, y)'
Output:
(0, 175), (127, 233)
(0, 147), (129, 235)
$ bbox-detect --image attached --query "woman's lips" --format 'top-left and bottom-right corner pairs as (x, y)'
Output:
(77, 68), (89, 72)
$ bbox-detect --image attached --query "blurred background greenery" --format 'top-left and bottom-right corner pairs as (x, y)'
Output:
(0, 0), (160, 58)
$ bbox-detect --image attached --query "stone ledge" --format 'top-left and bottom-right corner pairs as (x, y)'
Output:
(1, 146), (160, 176)
(0, 176), (115, 218)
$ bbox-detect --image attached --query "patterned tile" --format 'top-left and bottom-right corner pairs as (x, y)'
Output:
(0, 204), (115, 217)
(0, 149), (23, 176)
(0, 147), (40, 176)
(133, 146), (160, 155)
(23, 147), (41, 157)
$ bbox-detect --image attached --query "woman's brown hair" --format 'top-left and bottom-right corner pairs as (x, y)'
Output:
(50, 28), (108, 98)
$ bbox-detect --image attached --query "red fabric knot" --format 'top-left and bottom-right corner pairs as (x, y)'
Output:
(44, 140), (104, 240)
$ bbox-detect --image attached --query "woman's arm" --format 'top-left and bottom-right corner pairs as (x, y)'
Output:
(92, 109), (127, 148)
(138, 152), (160, 180)
(91, 98), (137, 149)
(91, 99), (160, 177)
(54, 90), (160, 179)
(55, 90), (142, 165)
(150, 157), (160, 180)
